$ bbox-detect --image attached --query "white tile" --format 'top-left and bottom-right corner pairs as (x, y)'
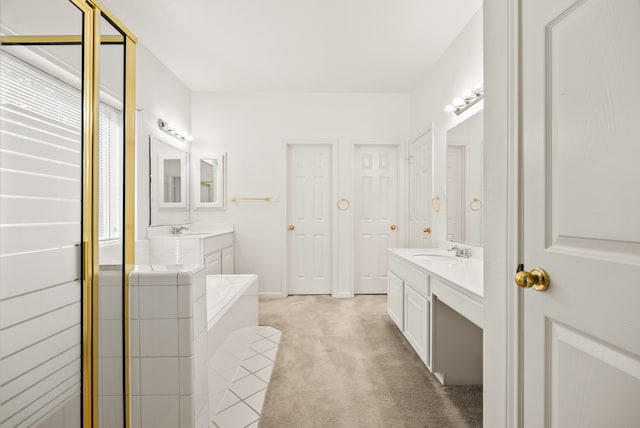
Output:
(130, 357), (141, 395)
(250, 338), (277, 354)
(193, 272), (205, 300)
(193, 297), (207, 336)
(229, 374), (266, 400)
(179, 395), (194, 428)
(241, 354), (272, 373)
(253, 364), (274, 384)
(177, 270), (194, 286)
(100, 357), (123, 395)
(194, 333), (207, 371)
(261, 347), (278, 362)
(179, 356), (194, 395)
(178, 319), (194, 356)
(62, 394), (81, 428)
(232, 366), (251, 382)
(177, 286), (193, 318)
(140, 319), (179, 357)
(138, 271), (179, 286)
(102, 395), (124, 428)
(266, 332), (281, 344)
(245, 421), (260, 428)
(216, 389), (240, 413)
(212, 401), (259, 428)
(139, 286), (178, 319)
(100, 285), (122, 320)
(130, 395), (141, 428)
(129, 283), (139, 319)
(257, 326), (280, 338)
(243, 348), (258, 361)
(141, 357), (180, 395)
(130, 320), (140, 357)
(244, 388), (267, 415)
(141, 396), (179, 428)
(100, 320), (123, 357)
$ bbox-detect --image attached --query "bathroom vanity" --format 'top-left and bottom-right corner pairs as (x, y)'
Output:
(388, 248), (483, 385)
(148, 224), (234, 274)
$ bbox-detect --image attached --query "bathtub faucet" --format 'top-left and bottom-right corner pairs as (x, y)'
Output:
(171, 225), (189, 235)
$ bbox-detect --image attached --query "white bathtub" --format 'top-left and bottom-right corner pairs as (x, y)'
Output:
(206, 274), (259, 415)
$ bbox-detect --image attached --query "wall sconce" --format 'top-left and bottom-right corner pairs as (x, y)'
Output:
(444, 82), (484, 116)
(157, 118), (193, 142)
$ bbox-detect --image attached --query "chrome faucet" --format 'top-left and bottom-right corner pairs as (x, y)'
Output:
(447, 246), (471, 258)
(171, 225), (189, 235)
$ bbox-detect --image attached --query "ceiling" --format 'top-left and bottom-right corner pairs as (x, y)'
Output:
(102, 1), (481, 92)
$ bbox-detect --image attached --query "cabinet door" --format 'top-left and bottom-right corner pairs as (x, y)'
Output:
(205, 251), (221, 275)
(387, 272), (404, 330)
(221, 246), (234, 274)
(404, 284), (430, 367)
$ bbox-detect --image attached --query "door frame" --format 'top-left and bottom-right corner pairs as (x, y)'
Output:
(281, 139), (339, 297)
(349, 139), (407, 295)
(483, 0), (522, 427)
(407, 123), (435, 248)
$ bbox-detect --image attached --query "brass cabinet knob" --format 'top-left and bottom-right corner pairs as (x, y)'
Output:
(515, 267), (550, 292)
(423, 227), (431, 234)
(288, 225), (295, 231)
(390, 224), (397, 231)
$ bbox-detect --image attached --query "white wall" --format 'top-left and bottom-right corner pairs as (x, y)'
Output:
(409, 8), (483, 250)
(191, 93), (409, 296)
(135, 44), (192, 242)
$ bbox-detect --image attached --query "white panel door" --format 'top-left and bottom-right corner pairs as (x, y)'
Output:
(409, 131), (433, 248)
(522, 0), (640, 426)
(354, 145), (399, 294)
(287, 145), (332, 295)
(446, 145), (465, 243)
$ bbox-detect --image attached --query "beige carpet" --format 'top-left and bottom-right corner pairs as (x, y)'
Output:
(258, 295), (482, 428)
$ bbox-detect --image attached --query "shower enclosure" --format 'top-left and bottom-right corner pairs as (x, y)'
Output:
(0, 1), (136, 426)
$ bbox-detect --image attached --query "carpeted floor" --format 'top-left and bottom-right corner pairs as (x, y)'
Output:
(258, 295), (482, 428)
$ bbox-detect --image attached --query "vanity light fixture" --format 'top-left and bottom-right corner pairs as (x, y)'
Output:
(444, 82), (484, 115)
(157, 118), (194, 142)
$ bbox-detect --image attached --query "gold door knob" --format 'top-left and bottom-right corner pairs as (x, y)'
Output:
(390, 224), (397, 231)
(288, 225), (295, 231)
(423, 227), (431, 234)
(515, 267), (550, 292)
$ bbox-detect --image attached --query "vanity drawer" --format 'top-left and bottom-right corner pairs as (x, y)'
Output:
(389, 254), (430, 297)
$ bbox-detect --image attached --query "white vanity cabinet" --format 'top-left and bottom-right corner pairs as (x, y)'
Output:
(387, 272), (404, 330)
(388, 254), (432, 369)
(148, 231), (234, 274)
(387, 248), (483, 385)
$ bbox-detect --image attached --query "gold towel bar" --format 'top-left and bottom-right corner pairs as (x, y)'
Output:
(231, 197), (271, 202)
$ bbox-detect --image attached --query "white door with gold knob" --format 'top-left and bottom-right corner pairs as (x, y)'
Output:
(521, 0), (640, 425)
(409, 128), (433, 248)
(354, 144), (400, 294)
(286, 144), (332, 295)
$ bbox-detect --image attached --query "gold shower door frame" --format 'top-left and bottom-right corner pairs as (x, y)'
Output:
(2, 1), (137, 426)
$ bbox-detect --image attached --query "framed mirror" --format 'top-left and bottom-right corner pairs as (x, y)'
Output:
(446, 109), (483, 246)
(193, 153), (226, 209)
(150, 136), (189, 219)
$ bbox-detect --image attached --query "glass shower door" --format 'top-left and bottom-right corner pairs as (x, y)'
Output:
(0, 0), (85, 426)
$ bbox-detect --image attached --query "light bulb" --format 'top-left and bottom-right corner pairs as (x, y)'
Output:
(452, 97), (465, 108)
(444, 105), (457, 113)
(462, 90), (474, 101)
(186, 135), (194, 142)
(473, 82), (484, 95)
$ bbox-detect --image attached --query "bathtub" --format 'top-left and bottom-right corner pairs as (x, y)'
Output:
(206, 274), (259, 415)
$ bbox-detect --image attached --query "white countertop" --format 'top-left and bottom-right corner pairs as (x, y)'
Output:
(388, 248), (484, 299)
(148, 223), (234, 239)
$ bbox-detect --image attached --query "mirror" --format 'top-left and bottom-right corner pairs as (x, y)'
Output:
(193, 153), (226, 209)
(446, 109), (483, 246)
(150, 136), (189, 225)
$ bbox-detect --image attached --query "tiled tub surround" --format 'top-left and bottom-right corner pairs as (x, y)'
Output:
(388, 248), (483, 385)
(129, 264), (208, 428)
(129, 267), (260, 428)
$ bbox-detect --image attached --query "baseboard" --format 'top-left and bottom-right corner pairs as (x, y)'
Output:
(332, 291), (354, 298)
(259, 291), (285, 299)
